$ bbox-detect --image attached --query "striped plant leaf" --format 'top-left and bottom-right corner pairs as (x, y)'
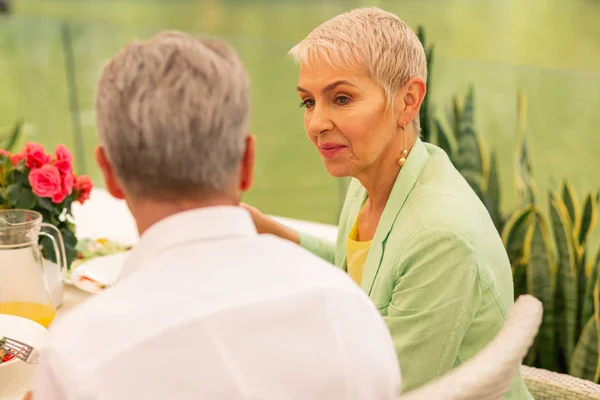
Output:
(570, 316), (599, 381)
(514, 91), (536, 206)
(578, 193), (598, 247)
(0, 120), (23, 152)
(433, 119), (455, 158)
(524, 213), (557, 370)
(502, 206), (535, 267)
(454, 87), (484, 185)
(479, 133), (491, 192)
(550, 192), (578, 364)
(447, 95), (462, 139)
(416, 25), (434, 144)
(485, 151), (502, 232)
(580, 250), (589, 336)
(594, 273), (600, 382)
(582, 244), (600, 337)
(562, 181), (580, 228)
(513, 263), (528, 303)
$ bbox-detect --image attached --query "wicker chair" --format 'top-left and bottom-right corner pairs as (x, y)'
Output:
(398, 294), (543, 400)
(521, 365), (600, 399)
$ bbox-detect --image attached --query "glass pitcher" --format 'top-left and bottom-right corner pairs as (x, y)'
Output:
(0, 209), (67, 328)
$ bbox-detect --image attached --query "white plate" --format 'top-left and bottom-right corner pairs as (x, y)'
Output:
(70, 252), (130, 294)
(0, 315), (48, 399)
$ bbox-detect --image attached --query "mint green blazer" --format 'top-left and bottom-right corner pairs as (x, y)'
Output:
(300, 139), (532, 399)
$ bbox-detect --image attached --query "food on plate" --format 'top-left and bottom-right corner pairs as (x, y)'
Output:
(0, 340), (15, 364)
(71, 238), (131, 270)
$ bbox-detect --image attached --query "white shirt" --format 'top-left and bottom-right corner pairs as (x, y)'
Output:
(33, 207), (400, 400)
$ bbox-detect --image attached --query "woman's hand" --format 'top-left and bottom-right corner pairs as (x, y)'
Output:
(240, 203), (269, 233)
(240, 203), (301, 245)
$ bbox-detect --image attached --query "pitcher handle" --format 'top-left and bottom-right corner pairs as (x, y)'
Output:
(40, 223), (68, 283)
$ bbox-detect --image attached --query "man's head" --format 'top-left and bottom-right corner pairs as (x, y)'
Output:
(95, 31), (254, 213)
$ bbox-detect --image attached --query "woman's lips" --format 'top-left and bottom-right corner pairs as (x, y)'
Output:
(319, 143), (347, 158)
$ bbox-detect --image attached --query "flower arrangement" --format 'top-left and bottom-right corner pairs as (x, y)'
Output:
(0, 142), (93, 269)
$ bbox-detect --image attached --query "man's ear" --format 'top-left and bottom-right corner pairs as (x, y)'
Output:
(239, 135), (255, 193)
(94, 146), (125, 200)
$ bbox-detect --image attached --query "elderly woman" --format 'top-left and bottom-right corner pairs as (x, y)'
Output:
(245, 7), (532, 399)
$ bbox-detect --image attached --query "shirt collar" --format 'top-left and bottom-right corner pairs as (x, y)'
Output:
(119, 206), (257, 279)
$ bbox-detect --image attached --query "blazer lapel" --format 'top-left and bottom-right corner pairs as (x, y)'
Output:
(360, 139), (430, 294)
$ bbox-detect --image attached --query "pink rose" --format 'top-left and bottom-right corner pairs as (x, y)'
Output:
(55, 144), (74, 162)
(74, 175), (93, 204)
(0, 149), (9, 158)
(26, 148), (51, 169)
(52, 190), (67, 204)
(28, 164), (62, 199)
(53, 159), (72, 174)
(24, 142), (44, 153)
(11, 151), (25, 166)
(61, 171), (74, 196)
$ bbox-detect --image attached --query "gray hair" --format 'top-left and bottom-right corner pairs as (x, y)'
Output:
(95, 31), (250, 199)
(289, 7), (427, 133)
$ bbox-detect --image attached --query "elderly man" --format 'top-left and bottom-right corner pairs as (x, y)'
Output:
(29, 32), (400, 399)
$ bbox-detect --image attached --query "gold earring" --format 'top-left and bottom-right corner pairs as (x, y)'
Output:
(398, 121), (408, 166)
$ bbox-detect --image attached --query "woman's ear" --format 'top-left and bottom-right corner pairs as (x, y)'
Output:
(400, 77), (427, 126)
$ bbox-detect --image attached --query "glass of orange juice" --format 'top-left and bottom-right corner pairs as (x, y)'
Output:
(0, 210), (61, 328)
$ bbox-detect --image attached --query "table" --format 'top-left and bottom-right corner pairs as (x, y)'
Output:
(55, 286), (93, 321)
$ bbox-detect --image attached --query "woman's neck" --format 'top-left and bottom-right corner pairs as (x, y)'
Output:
(356, 132), (417, 214)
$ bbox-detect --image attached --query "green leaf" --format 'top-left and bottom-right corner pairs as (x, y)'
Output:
(502, 205), (535, 267)
(416, 25), (434, 144)
(454, 88), (484, 187)
(434, 119), (455, 158)
(515, 138), (536, 206)
(524, 214), (557, 371)
(570, 316), (599, 381)
(513, 263), (528, 300)
(16, 189), (36, 209)
(562, 181), (579, 228)
(6, 182), (22, 206)
(60, 227), (78, 270)
(514, 91), (536, 206)
(578, 193), (598, 247)
(38, 197), (55, 212)
(580, 250), (589, 337)
(8, 169), (29, 186)
(0, 120), (23, 153)
(582, 244), (600, 337)
(445, 95), (462, 139)
(6, 120), (22, 152)
(485, 151), (502, 231)
(550, 192), (578, 364)
(594, 274), (600, 383)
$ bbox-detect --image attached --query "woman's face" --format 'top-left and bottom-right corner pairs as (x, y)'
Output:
(297, 57), (403, 178)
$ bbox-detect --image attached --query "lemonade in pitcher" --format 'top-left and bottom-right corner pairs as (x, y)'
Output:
(0, 210), (66, 328)
(0, 302), (56, 328)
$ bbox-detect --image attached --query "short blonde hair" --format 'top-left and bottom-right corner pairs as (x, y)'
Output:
(96, 31), (250, 199)
(289, 7), (427, 132)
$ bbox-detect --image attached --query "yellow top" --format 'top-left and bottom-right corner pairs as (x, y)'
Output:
(345, 214), (372, 286)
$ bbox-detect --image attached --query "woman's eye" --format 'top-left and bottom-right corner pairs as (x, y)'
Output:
(300, 99), (315, 108)
(335, 96), (350, 105)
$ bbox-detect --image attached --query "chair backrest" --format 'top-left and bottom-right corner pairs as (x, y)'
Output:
(398, 294), (543, 400)
(521, 365), (600, 400)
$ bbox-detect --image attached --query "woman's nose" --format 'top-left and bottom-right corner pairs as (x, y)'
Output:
(307, 105), (334, 136)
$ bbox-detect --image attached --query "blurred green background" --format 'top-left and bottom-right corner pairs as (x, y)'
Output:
(1, 0), (599, 224)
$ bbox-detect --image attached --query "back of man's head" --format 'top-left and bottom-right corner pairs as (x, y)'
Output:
(95, 31), (250, 201)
